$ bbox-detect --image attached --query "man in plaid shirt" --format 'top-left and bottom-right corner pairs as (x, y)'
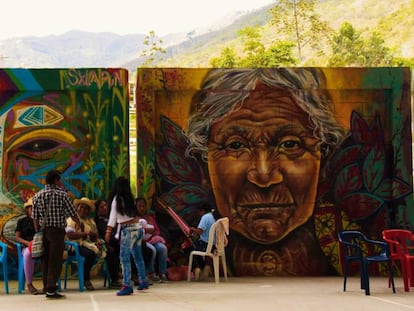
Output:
(33, 170), (81, 299)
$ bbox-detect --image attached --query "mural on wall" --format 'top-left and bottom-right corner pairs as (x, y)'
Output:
(0, 68), (129, 278)
(136, 67), (413, 277)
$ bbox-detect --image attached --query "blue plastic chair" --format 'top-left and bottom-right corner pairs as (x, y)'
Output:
(63, 240), (85, 292)
(102, 259), (111, 288)
(0, 241), (9, 294)
(338, 230), (395, 295)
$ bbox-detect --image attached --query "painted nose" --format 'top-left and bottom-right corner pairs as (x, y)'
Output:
(246, 147), (282, 188)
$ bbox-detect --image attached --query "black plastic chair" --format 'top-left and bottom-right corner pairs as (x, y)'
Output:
(337, 230), (395, 295)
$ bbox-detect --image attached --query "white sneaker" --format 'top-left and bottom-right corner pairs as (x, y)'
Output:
(160, 274), (168, 283)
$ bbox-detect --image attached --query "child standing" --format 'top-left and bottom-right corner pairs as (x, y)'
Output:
(105, 176), (148, 296)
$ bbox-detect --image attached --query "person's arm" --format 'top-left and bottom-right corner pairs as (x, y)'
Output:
(71, 213), (82, 230)
(33, 219), (40, 232)
(105, 199), (117, 243)
(66, 219), (88, 240)
(15, 231), (31, 246)
(189, 226), (203, 236)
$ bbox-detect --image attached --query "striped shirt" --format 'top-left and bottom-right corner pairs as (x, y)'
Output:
(32, 184), (77, 229)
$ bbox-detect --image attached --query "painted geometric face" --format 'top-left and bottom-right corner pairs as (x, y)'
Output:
(207, 89), (321, 244)
(1, 94), (87, 200)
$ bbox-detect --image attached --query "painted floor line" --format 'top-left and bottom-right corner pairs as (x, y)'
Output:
(370, 296), (414, 310)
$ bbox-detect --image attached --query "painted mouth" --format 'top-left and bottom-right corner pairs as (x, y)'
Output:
(236, 203), (295, 224)
(234, 202), (296, 242)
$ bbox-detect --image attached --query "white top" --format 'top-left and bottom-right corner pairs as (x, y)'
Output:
(139, 218), (154, 241)
(107, 195), (135, 227)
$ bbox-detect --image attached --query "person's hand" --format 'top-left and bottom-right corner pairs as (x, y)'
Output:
(88, 231), (98, 241)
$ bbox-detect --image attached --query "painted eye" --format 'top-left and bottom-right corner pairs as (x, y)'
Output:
(277, 136), (306, 158)
(279, 139), (302, 150)
(226, 141), (246, 150)
(19, 139), (59, 152)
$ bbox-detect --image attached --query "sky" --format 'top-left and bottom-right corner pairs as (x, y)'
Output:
(0, 0), (276, 40)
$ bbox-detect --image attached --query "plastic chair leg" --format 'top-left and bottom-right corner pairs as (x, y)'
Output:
(213, 256), (220, 284)
(187, 254), (194, 282)
(362, 261), (370, 295)
(78, 258), (85, 292)
(220, 254), (228, 281)
(2, 261), (9, 294)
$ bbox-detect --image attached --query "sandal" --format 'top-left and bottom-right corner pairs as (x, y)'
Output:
(27, 284), (40, 295)
(84, 280), (95, 291)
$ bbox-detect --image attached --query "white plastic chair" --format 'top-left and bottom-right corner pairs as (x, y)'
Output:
(188, 217), (229, 284)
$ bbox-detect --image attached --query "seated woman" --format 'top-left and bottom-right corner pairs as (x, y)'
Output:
(95, 199), (122, 287)
(66, 197), (101, 291)
(15, 198), (42, 294)
(136, 197), (169, 283)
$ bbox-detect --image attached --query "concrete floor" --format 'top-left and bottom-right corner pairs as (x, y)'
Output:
(1, 277), (414, 311)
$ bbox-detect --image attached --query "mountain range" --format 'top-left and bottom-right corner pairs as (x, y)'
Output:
(0, 0), (412, 71)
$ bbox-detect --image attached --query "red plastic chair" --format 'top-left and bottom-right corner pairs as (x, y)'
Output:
(382, 229), (414, 292)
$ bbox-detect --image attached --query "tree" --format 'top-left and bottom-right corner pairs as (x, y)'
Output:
(363, 32), (393, 66)
(140, 30), (166, 67)
(328, 22), (394, 66)
(209, 26), (297, 67)
(328, 22), (365, 66)
(210, 47), (239, 67)
(269, 0), (332, 61)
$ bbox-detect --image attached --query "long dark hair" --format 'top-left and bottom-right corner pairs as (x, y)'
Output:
(107, 176), (136, 217)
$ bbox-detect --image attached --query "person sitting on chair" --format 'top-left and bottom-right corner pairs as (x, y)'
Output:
(136, 197), (169, 283)
(66, 197), (101, 291)
(15, 198), (43, 295)
(188, 202), (217, 280)
(95, 199), (122, 287)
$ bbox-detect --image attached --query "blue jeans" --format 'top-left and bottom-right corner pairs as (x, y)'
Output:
(146, 242), (168, 275)
(120, 225), (147, 286)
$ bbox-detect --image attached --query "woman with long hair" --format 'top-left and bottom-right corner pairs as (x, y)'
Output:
(105, 176), (148, 296)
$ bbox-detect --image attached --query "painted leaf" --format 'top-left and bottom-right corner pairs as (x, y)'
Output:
(169, 183), (209, 206)
(335, 163), (362, 200)
(350, 111), (370, 144)
(341, 193), (384, 221)
(362, 144), (385, 192)
(374, 177), (412, 200)
(350, 111), (383, 146)
(328, 145), (363, 175)
(160, 115), (189, 150)
(156, 146), (201, 184)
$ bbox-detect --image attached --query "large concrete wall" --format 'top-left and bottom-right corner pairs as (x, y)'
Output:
(136, 67), (413, 277)
(0, 68), (129, 278)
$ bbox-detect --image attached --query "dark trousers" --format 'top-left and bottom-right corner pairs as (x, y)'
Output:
(106, 238), (120, 282)
(41, 227), (66, 293)
(186, 239), (208, 270)
(77, 246), (98, 281)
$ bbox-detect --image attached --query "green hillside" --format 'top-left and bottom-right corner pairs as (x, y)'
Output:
(158, 0), (413, 67)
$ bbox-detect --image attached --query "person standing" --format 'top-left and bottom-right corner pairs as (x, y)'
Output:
(32, 169), (80, 299)
(15, 198), (40, 294)
(105, 176), (148, 296)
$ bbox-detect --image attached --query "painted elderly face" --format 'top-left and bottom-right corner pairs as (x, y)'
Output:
(207, 89), (321, 244)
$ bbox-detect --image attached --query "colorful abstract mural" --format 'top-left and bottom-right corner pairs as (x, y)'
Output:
(135, 67), (413, 277)
(0, 68), (129, 278)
